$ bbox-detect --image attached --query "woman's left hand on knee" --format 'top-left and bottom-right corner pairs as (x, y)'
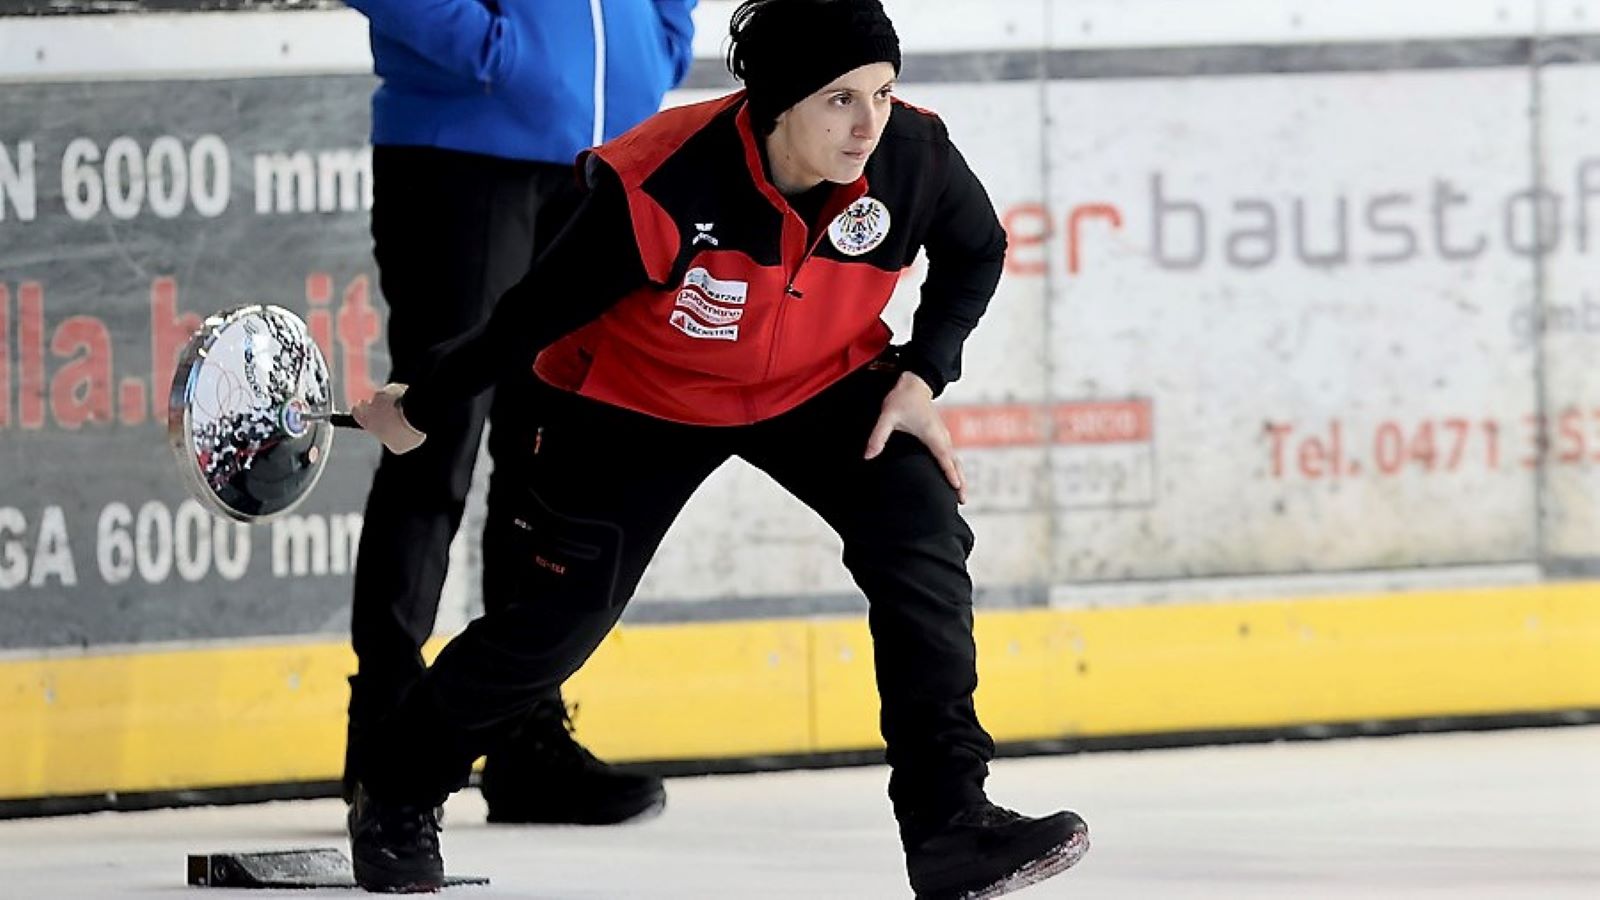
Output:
(864, 372), (968, 505)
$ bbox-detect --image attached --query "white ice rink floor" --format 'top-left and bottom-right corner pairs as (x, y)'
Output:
(3, 726), (1597, 898)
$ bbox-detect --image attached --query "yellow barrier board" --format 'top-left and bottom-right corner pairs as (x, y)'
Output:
(3, 583), (1598, 799)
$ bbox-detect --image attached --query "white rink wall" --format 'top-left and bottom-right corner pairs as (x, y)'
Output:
(0, 1), (1598, 619)
(4, 0), (1600, 809)
(658, 1), (1600, 608)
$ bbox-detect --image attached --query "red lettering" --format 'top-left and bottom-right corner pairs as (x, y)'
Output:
(1443, 418), (1470, 469)
(1558, 407), (1585, 464)
(337, 274), (380, 405)
(1409, 421), (1437, 471)
(306, 272), (334, 365)
(1375, 421), (1404, 474)
(1001, 203), (1051, 276)
(0, 283), (9, 428)
(1329, 421), (1345, 476)
(51, 316), (112, 428)
(1053, 400), (1152, 444)
(1267, 423), (1293, 478)
(942, 405), (1045, 449)
(1067, 204), (1123, 275)
(1298, 434), (1328, 478)
(150, 276), (200, 426)
(19, 281), (44, 430)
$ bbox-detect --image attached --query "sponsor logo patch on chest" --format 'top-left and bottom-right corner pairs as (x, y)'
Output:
(828, 196), (892, 256)
(669, 266), (749, 341)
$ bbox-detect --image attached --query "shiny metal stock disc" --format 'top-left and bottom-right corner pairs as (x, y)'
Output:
(167, 305), (336, 523)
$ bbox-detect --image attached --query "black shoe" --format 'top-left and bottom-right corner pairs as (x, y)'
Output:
(481, 701), (666, 825)
(905, 802), (1090, 900)
(348, 782), (445, 893)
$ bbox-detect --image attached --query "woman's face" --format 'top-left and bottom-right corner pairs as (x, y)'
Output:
(768, 62), (897, 192)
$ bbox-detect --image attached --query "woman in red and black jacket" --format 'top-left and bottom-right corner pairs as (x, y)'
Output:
(350, 2), (1090, 897)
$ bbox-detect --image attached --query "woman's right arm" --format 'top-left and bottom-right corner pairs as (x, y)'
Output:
(393, 162), (648, 436)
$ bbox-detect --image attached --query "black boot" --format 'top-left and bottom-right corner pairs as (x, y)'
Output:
(904, 802), (1090, 900)
(481, 700), (666, 825)
(348, 782), (445, 893)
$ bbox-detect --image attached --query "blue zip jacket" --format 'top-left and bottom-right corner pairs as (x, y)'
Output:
(346, 0), (697, 163)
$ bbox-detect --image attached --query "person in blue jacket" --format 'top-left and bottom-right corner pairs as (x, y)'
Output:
(340, 0), (697, 837)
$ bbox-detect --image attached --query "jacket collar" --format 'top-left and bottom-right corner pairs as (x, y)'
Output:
(733, 95), (869, 226)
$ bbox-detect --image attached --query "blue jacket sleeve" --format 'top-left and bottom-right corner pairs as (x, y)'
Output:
(654, 0), (698, 87)
(345, 0), (517, 86)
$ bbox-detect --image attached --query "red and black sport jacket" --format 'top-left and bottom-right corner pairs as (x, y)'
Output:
(402, 92), (1006, 431)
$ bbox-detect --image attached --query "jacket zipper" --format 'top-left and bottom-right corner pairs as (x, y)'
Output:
(764, 212), (830, 380)
(785, 218), (833, 298)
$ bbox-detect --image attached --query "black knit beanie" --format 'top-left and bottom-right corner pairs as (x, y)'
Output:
(727, 0), (902, 133)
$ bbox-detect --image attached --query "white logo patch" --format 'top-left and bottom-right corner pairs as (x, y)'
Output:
(670, 268), (748, 341)
(682, 267), (748, 305)
(828, 196), (892, 256)
(670, 310), (739, 341)
(675, 290), (744, 326)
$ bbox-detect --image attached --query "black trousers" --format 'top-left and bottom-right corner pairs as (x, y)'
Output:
(349, 145), (579, 730)
(360, 361), (997, 834)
